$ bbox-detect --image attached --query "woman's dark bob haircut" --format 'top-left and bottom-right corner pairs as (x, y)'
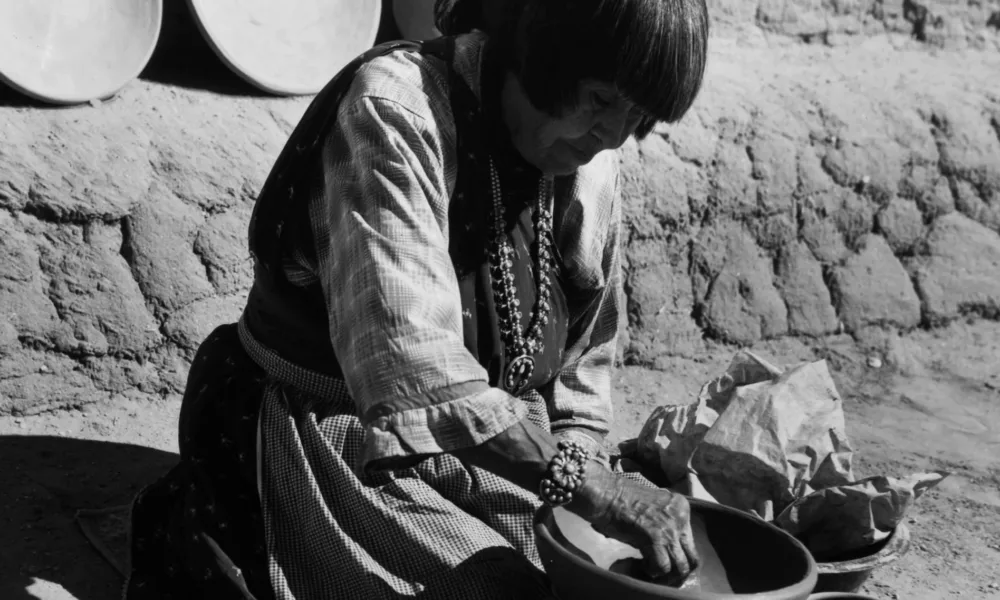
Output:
(436, 0), (709, 137)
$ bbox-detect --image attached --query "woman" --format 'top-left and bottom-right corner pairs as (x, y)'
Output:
(125, 0), (710, 598)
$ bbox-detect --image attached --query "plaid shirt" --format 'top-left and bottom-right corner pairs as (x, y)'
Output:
(284, 32), (622, 469)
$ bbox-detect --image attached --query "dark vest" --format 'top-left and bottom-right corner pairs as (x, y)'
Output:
(242, 37), (570, 395)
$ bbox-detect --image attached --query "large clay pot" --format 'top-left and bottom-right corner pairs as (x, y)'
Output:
(186, 0), (382, 95)
(0, 0), (163, 104)
(535, 498), (818, 600)
(393, 0), (440, 41)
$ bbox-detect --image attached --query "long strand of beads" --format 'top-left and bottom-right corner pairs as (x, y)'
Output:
(487, 158), (556, 394)
(525, 179), (554, 355)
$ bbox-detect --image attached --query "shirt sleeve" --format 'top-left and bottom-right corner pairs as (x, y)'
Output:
(314, 80), (527, 471)
(544, 159), (624, 457)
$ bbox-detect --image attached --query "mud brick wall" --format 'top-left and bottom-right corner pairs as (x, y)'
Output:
(1, 0), (999, 413)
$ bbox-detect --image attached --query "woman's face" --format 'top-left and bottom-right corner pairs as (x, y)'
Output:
(501, 75), (646, 175)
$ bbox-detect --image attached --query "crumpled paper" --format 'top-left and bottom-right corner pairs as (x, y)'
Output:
(774, 472), (946, 560)
(628, 350), (948, 558)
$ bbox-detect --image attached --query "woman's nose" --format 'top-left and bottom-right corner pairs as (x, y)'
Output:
(593, 102), (638, 149)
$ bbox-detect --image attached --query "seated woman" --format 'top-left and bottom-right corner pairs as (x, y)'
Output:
(124, 0), (710, 598)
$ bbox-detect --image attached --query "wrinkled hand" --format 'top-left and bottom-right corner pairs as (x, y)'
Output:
(576, 468), (699, 583)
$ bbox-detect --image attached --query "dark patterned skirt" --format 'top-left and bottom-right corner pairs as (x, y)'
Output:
(124, 323), (556, 600)
(125, 324), (272, 599)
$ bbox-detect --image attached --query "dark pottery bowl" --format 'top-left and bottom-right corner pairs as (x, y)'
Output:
(813, 524), (910, 594)
(535, 498), (818, 600)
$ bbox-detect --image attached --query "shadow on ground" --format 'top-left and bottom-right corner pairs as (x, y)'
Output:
(0, 435), (177, 600)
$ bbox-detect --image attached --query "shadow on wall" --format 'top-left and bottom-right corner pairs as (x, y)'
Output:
(138, 0), (262, 96)
(0, 435), (177, 600)
(0, 85), (44, 109)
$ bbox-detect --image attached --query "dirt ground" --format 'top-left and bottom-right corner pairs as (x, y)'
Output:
(0, 320), (997, 600)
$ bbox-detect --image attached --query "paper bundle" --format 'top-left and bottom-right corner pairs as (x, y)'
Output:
(628, 350), (948, 559)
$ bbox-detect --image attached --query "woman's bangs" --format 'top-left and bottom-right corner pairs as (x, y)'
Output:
(609, 0), (709, 125)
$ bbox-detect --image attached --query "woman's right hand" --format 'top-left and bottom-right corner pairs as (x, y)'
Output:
(572, 466), (700, 583)
(448, 419), (698, 579)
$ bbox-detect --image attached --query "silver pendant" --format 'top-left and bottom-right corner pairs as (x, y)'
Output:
(504, 354), (535, 396)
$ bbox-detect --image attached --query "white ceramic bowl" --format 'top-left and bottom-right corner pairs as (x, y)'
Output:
(0, 0), (163, 104)
(186, 0), (383, 96)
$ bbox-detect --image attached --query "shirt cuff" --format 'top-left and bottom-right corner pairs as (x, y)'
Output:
(553, 427), (611, 467)
(359, 387), (527, 472)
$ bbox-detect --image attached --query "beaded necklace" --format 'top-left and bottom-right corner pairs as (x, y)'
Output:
(487, 158), (556, 396)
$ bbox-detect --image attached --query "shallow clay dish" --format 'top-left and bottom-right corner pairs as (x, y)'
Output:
(814, 524), (911, 593)
(0, 0), (163, 104)
(186, 0), (382, 96)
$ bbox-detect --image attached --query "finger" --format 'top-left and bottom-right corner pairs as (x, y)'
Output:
(679, 522), (700, 571)
(642, 543), (673, 581)
(667, 537), (691, 580)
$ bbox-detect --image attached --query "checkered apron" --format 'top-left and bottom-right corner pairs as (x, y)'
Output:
(239, 318), (557, 599)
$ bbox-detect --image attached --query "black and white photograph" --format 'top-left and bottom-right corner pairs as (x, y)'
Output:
(0, 1), (998, 599)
